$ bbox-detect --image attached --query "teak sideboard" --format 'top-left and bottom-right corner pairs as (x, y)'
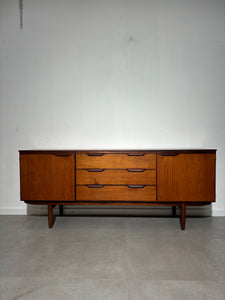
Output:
(19, 149), (216, 230)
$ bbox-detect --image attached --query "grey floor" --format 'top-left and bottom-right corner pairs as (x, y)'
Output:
(0, 215), (225, 300)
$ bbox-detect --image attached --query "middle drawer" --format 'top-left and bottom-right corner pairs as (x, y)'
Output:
(76, 169), (156, 185)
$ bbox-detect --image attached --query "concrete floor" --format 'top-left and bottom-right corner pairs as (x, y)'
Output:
(0, 216), (225, 300)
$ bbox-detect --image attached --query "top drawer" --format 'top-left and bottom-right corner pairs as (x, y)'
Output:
(76, 153), (156, 169)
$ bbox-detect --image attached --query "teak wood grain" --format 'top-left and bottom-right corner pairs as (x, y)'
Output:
(157, 153), (216, 202)
(76, 169), (156, 185)
(76, 185), (156, 201)
(20, 153), (75, 201)
(76, 153), (156, 169)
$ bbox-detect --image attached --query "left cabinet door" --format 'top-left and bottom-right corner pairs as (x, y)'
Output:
(20, 153), (75, 201)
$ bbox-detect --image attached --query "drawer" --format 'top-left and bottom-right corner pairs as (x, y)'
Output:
(76, 185), (156, 201)
(76, 169), (156, 185)
(76, 153), (156, 169)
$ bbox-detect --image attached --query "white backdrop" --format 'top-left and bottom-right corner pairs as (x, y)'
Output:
(0, 0), (224, 215)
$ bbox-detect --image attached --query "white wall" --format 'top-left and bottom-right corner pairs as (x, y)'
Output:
(0, 0), (224, 215)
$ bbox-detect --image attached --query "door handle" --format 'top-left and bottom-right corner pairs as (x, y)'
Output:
(52, 153), (72, 157)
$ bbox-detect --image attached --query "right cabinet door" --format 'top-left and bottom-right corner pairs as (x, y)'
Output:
(157, 153), (216, 202)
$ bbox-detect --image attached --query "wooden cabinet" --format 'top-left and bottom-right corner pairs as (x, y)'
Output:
(157, 153), (216, 203)
(20, 153), (75, 201)
(19, 150), (216, 230)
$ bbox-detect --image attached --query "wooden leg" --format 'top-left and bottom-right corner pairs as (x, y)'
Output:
(180, 203), (186, 230)
(59, 205), (63, 216)
(48, 203), (53, 228)
(172, 206), (176, 217)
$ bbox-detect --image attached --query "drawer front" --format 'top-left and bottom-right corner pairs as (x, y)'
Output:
(76, 169), (156, 185)
(76, 185), (156, 201)
(76, 153), (156, 169)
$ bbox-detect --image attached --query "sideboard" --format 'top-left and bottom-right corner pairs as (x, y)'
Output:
(19, 149), (216, 230)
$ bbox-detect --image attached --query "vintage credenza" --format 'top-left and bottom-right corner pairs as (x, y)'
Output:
(19, 149), (216, 230)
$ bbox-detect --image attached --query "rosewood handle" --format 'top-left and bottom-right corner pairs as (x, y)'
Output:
(87, 184), (104, 188)
(52, 153), (72, 157)
(127, 153), (145, 156)
(87, 153), (104, 156)
(127, 169), (145, 172)
(87, 169), (105, 172)
(127, 185), (145, 188)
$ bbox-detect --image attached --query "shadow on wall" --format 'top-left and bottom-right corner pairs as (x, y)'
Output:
(27, 204), (212, 217)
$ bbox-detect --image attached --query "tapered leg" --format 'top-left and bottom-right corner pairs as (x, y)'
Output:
(172, 206), (176, 217)
(180, 202), (186, 230)
(48, 203), (53, 228)
(59, 205), (63, 216)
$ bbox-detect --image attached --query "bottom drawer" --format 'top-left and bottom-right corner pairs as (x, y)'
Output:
(76, 185), (156, 201)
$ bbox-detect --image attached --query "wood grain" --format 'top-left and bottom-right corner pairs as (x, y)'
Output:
(76, 153), (156, 169)
(76, 169), (156, 185)
(20, 153), (75, 201)
(157, 153), (216, 202)
(76, 185), (156, 201)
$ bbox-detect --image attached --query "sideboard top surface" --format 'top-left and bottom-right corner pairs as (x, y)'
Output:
(19, 149), (217, 154)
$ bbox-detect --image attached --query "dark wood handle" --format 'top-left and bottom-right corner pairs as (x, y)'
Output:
(87, 153), (104, 156)
(160, 153), (179, 156)
(127, 153), (145, 156)
(87, 184), (104, 188)
(128, 185), (145, 188)
(52, 153), (72, 157)
(127, 169), (145, 172)
(87, 169), (105, 172)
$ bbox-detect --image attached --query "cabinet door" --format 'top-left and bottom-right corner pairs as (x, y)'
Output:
(157, 153), (215, 202)
(20, 153), (75, 201)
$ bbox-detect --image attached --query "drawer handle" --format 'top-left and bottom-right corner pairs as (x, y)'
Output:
(52, 153), (72, 157)
(87, 169), (105, 172)
(127, 153), (145, 156)
(127, 169), (145, 172)
(160, 153), (179, 156)
(128, 185), (145, 189)
(87, 153), (104, 156)
(87, 184), (104, 188)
